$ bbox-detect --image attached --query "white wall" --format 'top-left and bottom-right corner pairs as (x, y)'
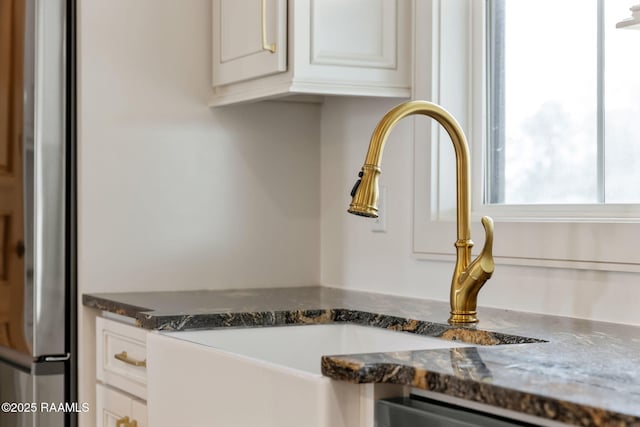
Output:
(320, 96), (640, 327)
(77, 1), (320, 424)
(78, 1), (320, 294)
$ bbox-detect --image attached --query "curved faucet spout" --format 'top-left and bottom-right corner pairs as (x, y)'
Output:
(348, 101), (494, 324)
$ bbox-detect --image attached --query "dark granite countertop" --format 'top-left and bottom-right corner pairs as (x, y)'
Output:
(83, 287), (640, 426)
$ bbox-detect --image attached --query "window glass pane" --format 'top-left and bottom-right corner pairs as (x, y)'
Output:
(487, 0), (598, 204)
(604, 1), (640, 203)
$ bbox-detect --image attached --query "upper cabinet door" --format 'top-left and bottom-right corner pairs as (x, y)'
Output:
(212, 0), (287, 86)
(309, 0), (398, 70)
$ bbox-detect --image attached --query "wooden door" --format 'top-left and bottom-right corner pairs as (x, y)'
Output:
(212, 0), (287, 86)
(0, 0), (29, 354)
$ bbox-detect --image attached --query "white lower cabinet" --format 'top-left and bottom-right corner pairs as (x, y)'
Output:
(96, 384), (148, 427)
(96, 317), (149, 427)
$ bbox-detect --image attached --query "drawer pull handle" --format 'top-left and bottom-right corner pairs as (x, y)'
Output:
(116, 416), (137, 427)
(261, 0), (276, 53)
(114, 351), (146, 367)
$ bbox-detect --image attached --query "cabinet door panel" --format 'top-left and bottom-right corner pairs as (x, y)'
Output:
(96, 384), (147, 427)
(96, 384), (130, 427)
(131, 399), (148, 427)
(310, 0), (398, 69)
(212, 0), (287, 86)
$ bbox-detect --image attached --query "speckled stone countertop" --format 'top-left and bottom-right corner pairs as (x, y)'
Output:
(83, 287), (640, 426)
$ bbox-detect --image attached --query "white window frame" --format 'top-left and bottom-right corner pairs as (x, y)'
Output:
(412, 0), (640, 272)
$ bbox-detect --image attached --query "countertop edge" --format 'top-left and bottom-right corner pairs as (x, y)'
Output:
(320, 354), (640, 426)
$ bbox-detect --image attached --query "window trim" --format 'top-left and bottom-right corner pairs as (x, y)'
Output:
(412, 0), (640, 273)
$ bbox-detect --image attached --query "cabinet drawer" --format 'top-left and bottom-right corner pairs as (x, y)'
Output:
(96, 317), (148, 400)
(96, 383), (147, 427)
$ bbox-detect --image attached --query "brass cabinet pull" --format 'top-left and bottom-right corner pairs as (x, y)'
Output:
(116, 416), (137, 427)
(114, 351), (146, 367)
(261, 0), (276, 53)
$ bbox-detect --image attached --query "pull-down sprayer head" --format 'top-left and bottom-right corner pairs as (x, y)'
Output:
(348, 165), (381, 218)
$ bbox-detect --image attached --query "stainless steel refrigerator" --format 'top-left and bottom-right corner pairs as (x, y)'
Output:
(0, 0), (76, 426)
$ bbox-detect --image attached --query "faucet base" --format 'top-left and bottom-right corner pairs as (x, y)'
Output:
(448, 311), (478, 324)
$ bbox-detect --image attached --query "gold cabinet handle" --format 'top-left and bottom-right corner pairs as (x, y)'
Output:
(261, 0), (276, 53)
(116, 416), (137, 427)
(114, 351), (146, 367)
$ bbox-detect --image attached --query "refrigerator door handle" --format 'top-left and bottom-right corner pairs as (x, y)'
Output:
(29, 0), (68, 358)
(43, 354), (70, 362)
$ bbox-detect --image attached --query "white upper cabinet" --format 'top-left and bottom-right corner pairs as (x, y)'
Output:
(210, 0), (411, 106)
(213, 0), (287, 85)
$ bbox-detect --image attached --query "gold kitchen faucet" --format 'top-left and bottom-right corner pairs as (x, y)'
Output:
(348, 101), (494, 324)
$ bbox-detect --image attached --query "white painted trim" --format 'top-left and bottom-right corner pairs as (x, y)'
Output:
(413, 252), (640, 274)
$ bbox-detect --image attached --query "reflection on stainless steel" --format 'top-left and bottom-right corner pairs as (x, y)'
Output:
(450, 348), (493, 382)
(0, 359), (65, 427)
(30, 0), (67, 358)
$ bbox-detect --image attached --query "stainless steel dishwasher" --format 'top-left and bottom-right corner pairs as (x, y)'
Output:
(376, 396), (537, 427)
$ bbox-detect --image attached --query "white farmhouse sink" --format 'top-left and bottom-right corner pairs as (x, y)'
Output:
(164, 323), (471, 375)
(147, 324), (471, 427)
